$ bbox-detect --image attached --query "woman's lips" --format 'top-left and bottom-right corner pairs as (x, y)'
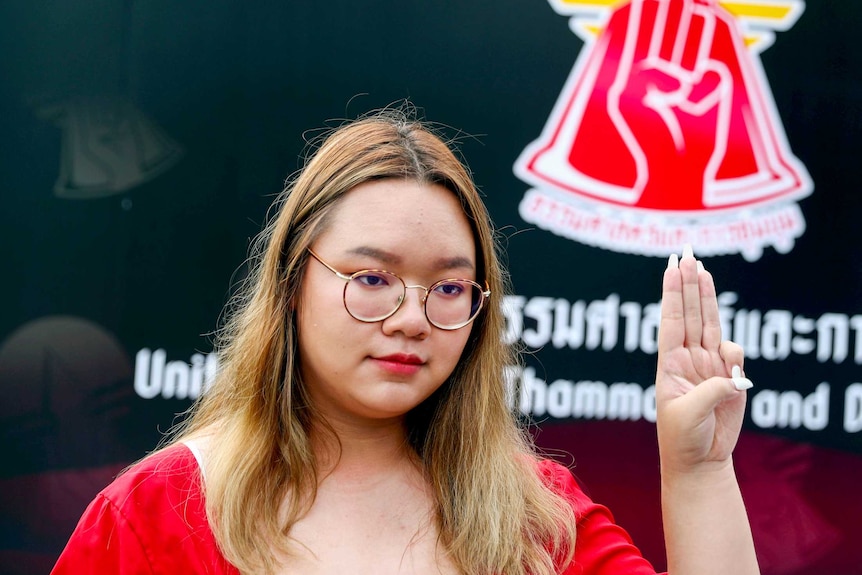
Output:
(372, 353), (424, 376)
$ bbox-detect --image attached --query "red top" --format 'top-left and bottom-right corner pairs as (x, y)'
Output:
(51, 444), (664, 574)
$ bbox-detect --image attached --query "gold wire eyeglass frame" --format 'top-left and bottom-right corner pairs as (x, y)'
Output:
(307, 248), (490, 330)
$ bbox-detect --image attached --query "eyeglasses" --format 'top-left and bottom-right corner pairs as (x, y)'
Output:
(307, 249), (490, 330)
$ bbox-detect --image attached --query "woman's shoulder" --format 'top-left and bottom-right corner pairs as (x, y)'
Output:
(534, 458), (593, 511)
(52, 442), (236, 575)
(535, 457), (574, 483)
(94, 442), (210, 544)
(100, 442), (202, 510)
(535, 458), (664, 574)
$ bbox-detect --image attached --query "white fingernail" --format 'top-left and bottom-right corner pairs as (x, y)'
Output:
(683, 244), (694, 259)
(731, 365), (753, 391)
(667, 253), (679, 269)
(697, 260), (705, 273)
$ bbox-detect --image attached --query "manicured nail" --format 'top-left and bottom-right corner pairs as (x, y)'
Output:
(731, 365), (753, 391)
(697, 260), (705, 273)
(667, 253), (679, 269)
(682, 244), (694, 259)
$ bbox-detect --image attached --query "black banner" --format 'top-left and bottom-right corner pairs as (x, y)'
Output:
(1, 2), (859, 573)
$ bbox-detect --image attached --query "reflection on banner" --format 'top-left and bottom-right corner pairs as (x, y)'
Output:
(38, 97), (184, 199)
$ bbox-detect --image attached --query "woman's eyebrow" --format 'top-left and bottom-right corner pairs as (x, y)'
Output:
(346, 246), (400, 265)
(434, 256), (475, 272)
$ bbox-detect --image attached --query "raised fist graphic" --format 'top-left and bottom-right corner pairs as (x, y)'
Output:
(520, 0), (809, 212)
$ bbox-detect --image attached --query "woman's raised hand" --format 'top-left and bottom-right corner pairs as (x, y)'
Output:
(656, 245), (752, 474)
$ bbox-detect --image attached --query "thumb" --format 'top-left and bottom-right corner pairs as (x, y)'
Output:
(676, 375), (747, 422)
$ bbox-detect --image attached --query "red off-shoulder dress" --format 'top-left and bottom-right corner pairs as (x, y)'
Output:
(52, 444), (664, 574)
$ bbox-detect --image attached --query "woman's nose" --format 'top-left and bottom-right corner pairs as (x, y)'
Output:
(381, 286), (430, 338)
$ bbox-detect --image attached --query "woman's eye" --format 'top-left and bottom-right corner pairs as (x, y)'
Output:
(355, 272), (391, 287)
(434, 282), (465, 297)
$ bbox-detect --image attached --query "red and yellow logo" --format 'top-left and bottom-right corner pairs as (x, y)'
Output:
(515, 0), (811, 261)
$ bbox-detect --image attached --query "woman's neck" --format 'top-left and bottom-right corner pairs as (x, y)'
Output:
(311, 415), (421, 483)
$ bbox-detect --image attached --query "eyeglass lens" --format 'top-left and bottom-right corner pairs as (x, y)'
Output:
(344, 271), (483, 329)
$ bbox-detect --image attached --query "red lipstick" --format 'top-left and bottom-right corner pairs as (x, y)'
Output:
(373, 353), (424, 376)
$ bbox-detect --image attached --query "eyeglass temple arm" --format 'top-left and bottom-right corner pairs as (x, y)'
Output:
(307, 248), (353, 281)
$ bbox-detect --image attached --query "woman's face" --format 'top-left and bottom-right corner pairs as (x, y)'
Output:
(297, 179), (478, 426)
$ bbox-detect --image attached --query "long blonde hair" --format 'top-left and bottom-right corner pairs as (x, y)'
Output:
(172, 107), (577, 574)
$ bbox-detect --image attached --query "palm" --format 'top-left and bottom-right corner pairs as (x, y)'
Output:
(656, 251), (747, 471)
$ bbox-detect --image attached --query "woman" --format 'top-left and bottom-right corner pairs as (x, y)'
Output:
(52, 109), (759, 574)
